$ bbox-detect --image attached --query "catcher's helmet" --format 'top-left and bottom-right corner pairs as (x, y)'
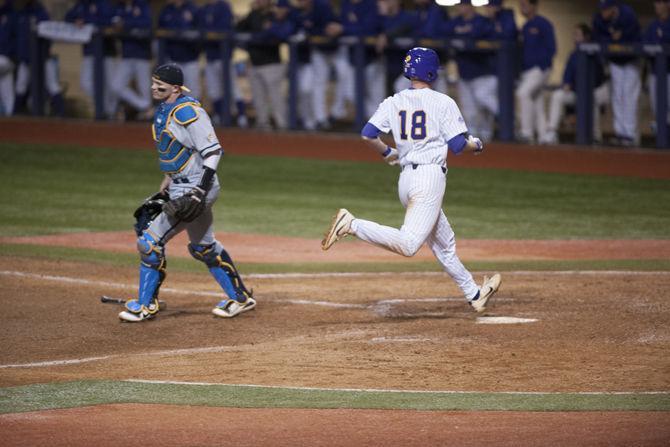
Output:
(403, 47), (440, 83)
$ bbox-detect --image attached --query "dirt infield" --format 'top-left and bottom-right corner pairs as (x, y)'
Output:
(1, 119), (669, 445)
(0, 256), (669, 445)
(2, 405), (669, 447)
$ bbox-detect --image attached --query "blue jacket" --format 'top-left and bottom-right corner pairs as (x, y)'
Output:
(236, 7), (294, 66)
(65, 0), (116, 56)
(197, 0), (233, 61)
(592, 3), (640, 65)
(113, 0), (151, 60)
(16, 1), (49, 63)
(381, 9), (417, 77)
(158, 1), (200, 63)
(521, 14), (556, 71)
(444, 14), (495, 80)
(562, 49), (606, 90)
(0, 2), (16, 59)
(339, 0), (381, 37)
(411, 3), (448, 39)
(644, 16), (670, 67)
(492, 8), (517, 41)
(291, 0), (339, 62)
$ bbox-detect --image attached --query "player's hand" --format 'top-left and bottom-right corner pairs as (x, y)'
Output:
(468, 135), (484, 155)
(381, 147), (399, 165)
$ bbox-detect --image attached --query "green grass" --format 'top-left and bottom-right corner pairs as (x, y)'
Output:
(0, 381), (668, 414)
(1, 143), (669, 239)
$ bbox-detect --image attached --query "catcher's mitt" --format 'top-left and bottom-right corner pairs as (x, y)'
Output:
(162, 187), (206, 222)
(133, 191), (170, 236)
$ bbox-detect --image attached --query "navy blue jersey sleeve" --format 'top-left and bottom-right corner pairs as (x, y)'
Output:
(121, 1), (152, 30)
(562, 51), (577, 89)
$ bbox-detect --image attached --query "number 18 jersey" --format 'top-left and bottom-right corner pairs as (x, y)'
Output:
(367, 88), (468, 168)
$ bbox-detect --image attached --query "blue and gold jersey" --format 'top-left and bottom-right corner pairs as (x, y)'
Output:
(152, 95), (221, 180)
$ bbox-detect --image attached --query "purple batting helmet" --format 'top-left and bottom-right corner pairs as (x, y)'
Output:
(403, 47), (440, 83)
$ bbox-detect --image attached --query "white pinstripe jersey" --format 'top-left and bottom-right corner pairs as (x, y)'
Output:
(368, 88), (468, 168)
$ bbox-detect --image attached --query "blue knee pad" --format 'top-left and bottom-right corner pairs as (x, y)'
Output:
(189, 242), (251, 301)
(136, 232), (166, 306)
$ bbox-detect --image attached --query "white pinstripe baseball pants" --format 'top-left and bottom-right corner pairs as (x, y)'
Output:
(516, 67), (550, 142)
(609, 61), (640, 142)
(458, 75), (498, 141)
(351, 164), (479, 300)
(0, 55), (15, 115)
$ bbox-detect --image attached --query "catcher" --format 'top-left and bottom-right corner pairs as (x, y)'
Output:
(118, 63), (255, 322)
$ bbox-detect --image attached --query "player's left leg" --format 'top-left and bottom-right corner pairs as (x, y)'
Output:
(349, 165), (445, 257)
(186, 208), (255, 318)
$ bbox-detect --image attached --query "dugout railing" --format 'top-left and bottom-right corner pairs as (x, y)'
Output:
(27, 25), (669, 149)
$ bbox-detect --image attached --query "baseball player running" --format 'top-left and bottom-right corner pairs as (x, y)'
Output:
(322, 47), (501, 313)
(118, 63), (254, 322)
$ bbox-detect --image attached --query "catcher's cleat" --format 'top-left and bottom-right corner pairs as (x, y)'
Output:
(119, 298), (160, 322)
(212, 296), (257, 318)
(469, 273), (502, 313)
(321, 208), (354, 250)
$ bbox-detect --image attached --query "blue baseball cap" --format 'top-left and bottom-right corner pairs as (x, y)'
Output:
(489, 0), (503, 6)
(599, 0), (617, 9)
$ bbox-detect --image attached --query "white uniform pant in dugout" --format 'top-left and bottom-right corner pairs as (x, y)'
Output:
(113, 58), (151, 111)
(350, 164), (479, 300)
(609, 61), (640, 142)
(457, 75), (499, 141)
(516, 66), (550, 142)
(81, 55), (118, 117)
(0, 55), (14, 115)
(546, 82), (610, 143)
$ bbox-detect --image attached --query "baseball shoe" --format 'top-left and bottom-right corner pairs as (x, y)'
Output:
(212, 296), (257, 318)
(119, 298), (160, 322)
(469, 273), (502, 313)
(321, 208), (354, 250)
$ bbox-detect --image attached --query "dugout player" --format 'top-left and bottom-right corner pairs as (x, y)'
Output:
(515, 0), (556, 144)
(197, 0), (248, 128)
(644, 0), (670, 133)
(291, 0), (342, 130)
(444, 0), (497, 141)
(14, 0), (64, 116)
(593, 0), (641, 146)
(158, 0), (201, 100)
(118, 63), (254, 322)
(110, 0), (153, 120)
(322, 47), (501, 313)
(65, 0), (118, 119)
(545, 24), (609, 144)
(0, 0), (16, 116)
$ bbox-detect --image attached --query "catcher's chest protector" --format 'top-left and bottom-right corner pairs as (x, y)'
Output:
(152, 96), (200, 174)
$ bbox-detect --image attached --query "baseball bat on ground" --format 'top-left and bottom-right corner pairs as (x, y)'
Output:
(100, 295), (167, 310)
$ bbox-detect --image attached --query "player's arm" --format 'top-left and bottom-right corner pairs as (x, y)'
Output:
(361, 122), (399, 165)
(448, 133), (484, 155)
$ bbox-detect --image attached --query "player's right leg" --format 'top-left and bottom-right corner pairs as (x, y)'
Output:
(119, 230), (166, 322)
(119, 212), (181, 322)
